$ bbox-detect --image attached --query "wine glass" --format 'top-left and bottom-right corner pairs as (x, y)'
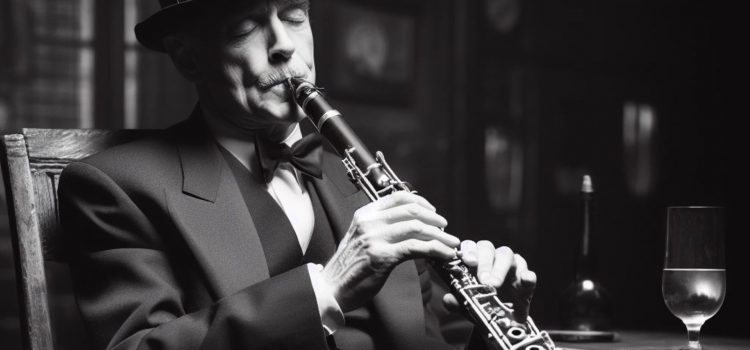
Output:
(662, 206), (726, 349)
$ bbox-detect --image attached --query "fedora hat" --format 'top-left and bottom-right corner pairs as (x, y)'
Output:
(135, 0), (219, 52)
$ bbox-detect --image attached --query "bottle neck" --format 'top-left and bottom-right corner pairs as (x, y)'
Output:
(577, 192), (593, 281)
(576, 253), (593, 281)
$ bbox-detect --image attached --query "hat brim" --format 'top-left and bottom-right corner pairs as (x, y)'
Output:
(135, 1), (204, 53)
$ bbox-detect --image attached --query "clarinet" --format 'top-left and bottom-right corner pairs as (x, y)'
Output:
(286, 78), (556, 350)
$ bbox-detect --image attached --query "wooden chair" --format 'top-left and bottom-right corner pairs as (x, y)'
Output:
(1, 129), (155, 350)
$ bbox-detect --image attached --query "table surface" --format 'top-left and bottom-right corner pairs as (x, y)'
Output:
(554, 330), (750, 350)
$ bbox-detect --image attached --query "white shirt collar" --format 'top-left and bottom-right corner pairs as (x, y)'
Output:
(214, 123), (301, 171)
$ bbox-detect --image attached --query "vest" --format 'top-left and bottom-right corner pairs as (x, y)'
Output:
(219, 146), (382, 350)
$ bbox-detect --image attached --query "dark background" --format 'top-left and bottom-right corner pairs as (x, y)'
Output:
(0, 0), (744, 349)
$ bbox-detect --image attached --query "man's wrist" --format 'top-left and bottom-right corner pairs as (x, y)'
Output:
(307, 263), (345, 335)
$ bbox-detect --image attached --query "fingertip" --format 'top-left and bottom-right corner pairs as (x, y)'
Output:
(497, 245), (514, 255)
(460, 240), (476, 250)
(438, 216), (448, 227)
(523, 270), (537, 285)
(462, 251), (477, 266)
(431, 242), (457, 260)
(443, 293), (459, 310)
(446, 233), (460, 247)
(443, 293), (455, 304)
(459, 240), (477, 265)
(424, 202), (437, 212)
(443, 246), (459, 260)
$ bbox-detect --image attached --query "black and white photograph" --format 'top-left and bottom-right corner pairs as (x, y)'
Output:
(0, 0), (743, 349)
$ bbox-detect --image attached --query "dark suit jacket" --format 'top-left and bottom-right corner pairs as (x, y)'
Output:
(58, 110), (467, 350)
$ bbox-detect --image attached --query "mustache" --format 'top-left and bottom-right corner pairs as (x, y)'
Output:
(257, 67), (309, 90)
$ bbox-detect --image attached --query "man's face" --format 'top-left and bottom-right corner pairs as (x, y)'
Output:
(189, 0), (315, 140)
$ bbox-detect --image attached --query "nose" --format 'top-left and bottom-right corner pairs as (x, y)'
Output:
(267, 14), (295, 63)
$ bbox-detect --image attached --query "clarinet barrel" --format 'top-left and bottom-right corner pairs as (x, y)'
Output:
(286, 78), (556, 350)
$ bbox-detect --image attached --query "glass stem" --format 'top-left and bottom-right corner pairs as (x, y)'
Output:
(686, 324), (702, 349)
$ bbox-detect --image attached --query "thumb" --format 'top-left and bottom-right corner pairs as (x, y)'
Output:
(442, 293), (462, 313)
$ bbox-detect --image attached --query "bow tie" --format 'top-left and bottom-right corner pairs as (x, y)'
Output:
(257, 133), (324, 183)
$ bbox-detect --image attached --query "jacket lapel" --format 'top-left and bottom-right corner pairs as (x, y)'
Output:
(165, 114), (426, 350)
(165, 111), (270, 299)
(310, 142), (425, 350)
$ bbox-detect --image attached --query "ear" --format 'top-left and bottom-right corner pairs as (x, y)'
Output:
(163, 35), (202, 83)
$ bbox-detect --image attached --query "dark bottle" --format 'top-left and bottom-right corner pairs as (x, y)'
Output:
(559, 175), (613, 331)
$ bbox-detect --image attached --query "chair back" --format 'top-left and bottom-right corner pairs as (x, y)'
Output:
(1, 129), (155, 350)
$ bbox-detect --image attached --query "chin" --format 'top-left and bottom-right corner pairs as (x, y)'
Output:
(259, 99), (306, 123)
(264, 106), (295, 124)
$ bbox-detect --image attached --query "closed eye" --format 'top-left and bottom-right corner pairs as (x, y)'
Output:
(280, 6), (309, 24)
(227, 17), (260, 38)
(278, 0), (310, 25)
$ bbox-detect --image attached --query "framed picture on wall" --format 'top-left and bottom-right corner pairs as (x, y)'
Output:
(324, 1), (417, 105)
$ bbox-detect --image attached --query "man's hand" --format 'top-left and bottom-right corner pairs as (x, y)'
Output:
(443, 241), (537, 322)
(321, 192), (460, 312)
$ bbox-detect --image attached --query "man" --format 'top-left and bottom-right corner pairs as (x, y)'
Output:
(58, 0), (538, 349)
